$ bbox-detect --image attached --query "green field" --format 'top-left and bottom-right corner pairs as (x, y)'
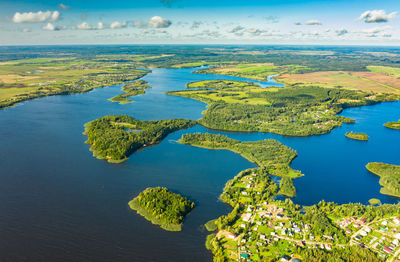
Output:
(167, 79), (394, 136)
(0, 56), (150, 109)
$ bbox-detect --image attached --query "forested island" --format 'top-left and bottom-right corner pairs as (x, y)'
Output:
(83, 115), (195, 163)
(129, 187), (194, 231)
(384, 120), (400, 130)
(180, 133), (302, 178)
(167, 80), (396, 137)
(366, 162), (400, 197)
(345, 131), (369, 141)
(108, 80), (151, 104)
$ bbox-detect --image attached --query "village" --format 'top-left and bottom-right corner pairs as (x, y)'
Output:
(213, 172), (400, 262)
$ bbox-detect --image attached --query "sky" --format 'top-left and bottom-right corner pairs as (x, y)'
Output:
(1, 0), (400, 45)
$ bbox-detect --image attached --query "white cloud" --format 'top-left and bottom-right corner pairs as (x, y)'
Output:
(22, 28), (31, 33)
(190, 21), (202, 29)
(110, 21), (127, 29)
(335, 28), (348, 36)
(59, 3), (69, 9)
(228, 25), (245, 34)
(42, 23), (64, 31)
(77, 22), (92, 30)
(294, 22), (301, 25)
(133, 20), (147, 28)
(13, 10), (60, 23)
(148, 16), (171, 28)
(305, 20), (322, 25)
(359, 10), (396, 23)
(362, 26), (391, 34)
(76, 21), (105, 30)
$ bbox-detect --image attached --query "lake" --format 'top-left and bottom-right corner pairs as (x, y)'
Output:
(0, 66), (399, 261)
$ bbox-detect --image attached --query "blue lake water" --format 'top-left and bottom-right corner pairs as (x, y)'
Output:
(0, 66), (399, 261)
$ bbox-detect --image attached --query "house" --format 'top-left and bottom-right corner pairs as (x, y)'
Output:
(226, 232), (236, 239)
(394, 217), (400, 224)
(382, 221), (388, 226)
(280, 255), (291, 262)
(383, 247), (392, 253)
(242, 191), (248, 196)
(359, 218), (367, 224)
(325, 244), (332, 250)
(359, 230), (368, 237)
(346, 229), (352, 235)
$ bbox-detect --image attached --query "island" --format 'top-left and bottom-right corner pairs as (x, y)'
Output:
(366, 162), (400, 197)
(384, 120), (400, 130)
(108, 80), (151, 104)
(128, 187), (194, 231)
(83, 115), (195, 163)
(167, 79), (396, 137)
(345, 131), (369, 141)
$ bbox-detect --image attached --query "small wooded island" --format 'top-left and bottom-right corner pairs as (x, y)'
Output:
(345, 131), (369, 141)
(83, 115), (195, 163)
(366, 162), (400, 197)
(384, 120), (400, 130)
(128, 187), (194, 231)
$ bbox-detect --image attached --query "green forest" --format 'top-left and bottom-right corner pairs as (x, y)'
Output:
(180, 133), (302, 178)
(168, 81), (395, 136)
(129, 187), (194, 231)
(279, 177), (296, 197)
(366, 162), (400, 197)
(108, 80), (151, 104)
(345, 131), (369, 141)
(84, 115), (195, 163)
(384, 120), (400, 130)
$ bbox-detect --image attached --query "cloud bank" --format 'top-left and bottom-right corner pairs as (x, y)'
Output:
(13, 10), (60, 23)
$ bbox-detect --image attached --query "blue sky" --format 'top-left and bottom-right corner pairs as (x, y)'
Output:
(1, 0), (399, 45)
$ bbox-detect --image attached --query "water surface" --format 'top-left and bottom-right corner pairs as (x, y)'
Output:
(0, 66), (399, 262)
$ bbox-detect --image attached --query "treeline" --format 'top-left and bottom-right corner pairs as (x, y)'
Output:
(345, 131), (369, 141)
(180, 133), (302, 177)
(129, 187), (194, 231)
(0, 65), (149, 109)
(366, 162), (400, 197)
(169, 83), (391, 136)
(384, 120), (400, 130)
(84, 115), (195, 163)
(279, 177), (296, 197)
(108, 79), (151, 104)
(297, 245), (381, 262)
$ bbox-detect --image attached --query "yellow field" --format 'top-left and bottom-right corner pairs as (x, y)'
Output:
(277, 71), (400, 94)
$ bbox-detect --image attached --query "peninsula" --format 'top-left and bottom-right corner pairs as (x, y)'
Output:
(366, 162), (400, 197)
(83, 115), (195, 163)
